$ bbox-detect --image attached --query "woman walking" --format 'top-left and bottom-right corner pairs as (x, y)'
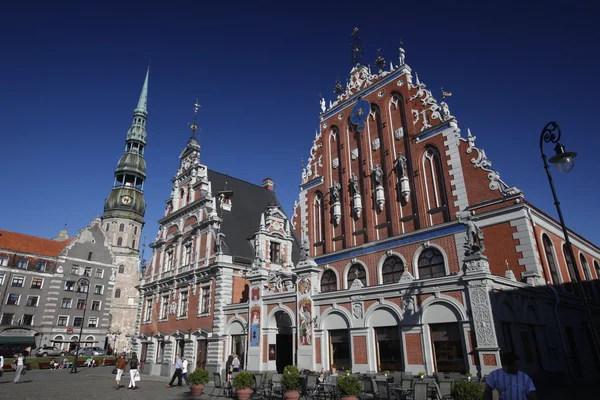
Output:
(128, 352), (140, 390)
(115, 354), (127, 390)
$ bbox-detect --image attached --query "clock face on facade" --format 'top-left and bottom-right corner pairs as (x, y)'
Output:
(350, 98), (370, 132)
(121, 195), (132, 205)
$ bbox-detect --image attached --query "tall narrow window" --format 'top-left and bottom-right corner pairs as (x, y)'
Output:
(579, 254), (593, 299)
(320, 270), (337, 293)
(270, 242), (282, 264)
(118, 265), (125, 274)
(313, 192), (326, 255)
(347, 264), (367, 287)
(563, 244), (578, 293)
(382, 256), (404, 284)
(119, 223), (125, 232)
(105, 223), (110, 231)
(117, 237), (123, 246)
(421, 146), (449, 225)
(542, 235), (560, 285)
(115, 289), (121, 298)
(418, 248), (446, 279)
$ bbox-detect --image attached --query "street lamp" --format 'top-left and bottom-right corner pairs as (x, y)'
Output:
(539, 121), (600, 368)
(70, 278), (90, 373)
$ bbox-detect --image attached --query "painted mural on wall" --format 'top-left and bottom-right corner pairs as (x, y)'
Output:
(298, 298), (312, 346)
(249, 286), (261, 347)
(251, 286), (260, 301)
(298, 277), (312, 295)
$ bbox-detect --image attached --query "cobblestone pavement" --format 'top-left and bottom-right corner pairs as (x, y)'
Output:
(0, 368), (225, 400)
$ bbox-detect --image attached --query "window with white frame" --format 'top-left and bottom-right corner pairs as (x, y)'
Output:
(73, 316), (83, 327)
(35, 261), (46, 272)
(61, 298), (73, 308)
(166, 250), (174, 271)
(76, 299), (86, 310)
(1, 313), (14, 325)
(200, 285), (211, 314)
(160, 295), (169, 319)
(11, 276), (24, 287)
(270, 242), (282, 264)
(31, 278), (43, 289)
(22, 314), (34, 326)
(6, 294), (20, 305)
(184, 243), (192, 265)
(57, 315), (69, 326)
(64, 281), (75, 291)
(88, 317), (98, 327)
(178, 291), (188, 317)
(0, 256), (8, 267)
(84, 266), (92, 277)
(144, 299), (152, 322)
(71, 265), (80, 275)
(26, 295), (39, 307)
(16, 259), (28, 269)
(0, 274), (4, 285)
(95, 268), (104, 279)
(91, 300), (101, 311)
(94, 284), (104, 295)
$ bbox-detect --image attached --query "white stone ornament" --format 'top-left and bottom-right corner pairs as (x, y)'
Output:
(351, 148), (359, 160)
(332, 158), (339, 169)
(169, 302), (177, 315)
(352, 302), (364, 319)
(394, 127), (404, 140)
(371, 138), (380, 151)
(468, 284), (498, 347)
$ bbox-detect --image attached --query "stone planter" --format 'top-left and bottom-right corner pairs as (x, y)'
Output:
(285, 390), (301, 400)
(190, 384), (204, 397)
(236, 388), (253, 400)
(341, 396), (358, 400)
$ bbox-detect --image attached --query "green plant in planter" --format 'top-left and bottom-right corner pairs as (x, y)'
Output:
(233, 371), (255, 389)
(336, 375), (362, 397)
(450, 381), (484, 400)
(187, 368), (210, 385)
(281, 365), (301, 391)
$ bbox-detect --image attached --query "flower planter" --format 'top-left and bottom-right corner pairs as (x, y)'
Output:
(285, 390), (301, 400)
(236, 388), (253, 400)
(341, 397), (358, 400)
(190, 384), (205, 397)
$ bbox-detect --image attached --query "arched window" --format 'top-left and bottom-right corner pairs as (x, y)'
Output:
(54, 335), (64, 341)
(115, 288), (121, 298)
(117, 237), (123, 246)
(313, 192), (326, 254)
(382, 256), (404, 284)
(105, 223), (109, 231)
(563, 244), (577, 293)
(132, 239), (136, 249)
(542, 235), (560, 285)
(118, 265), (125, 274)
(321, 270), (337, 293)
(348, 264), (367, 287)
(579, 254), (593, 299)
(421, 146), (449, 225)
(134, 226), (138, 235)
(119, 223), (125, 232)
(418, 248), (445, 279)
(180, 188), (185, 199)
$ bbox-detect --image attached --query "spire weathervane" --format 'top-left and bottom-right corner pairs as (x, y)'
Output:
(189, 99), (201, 137)
(350, 27), (364, 66)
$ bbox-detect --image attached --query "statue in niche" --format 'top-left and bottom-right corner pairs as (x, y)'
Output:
(440, 101), (451, 121)
(212, 225), (227, 254)
(330, 182), (341, 204)
(372, 165), (383, 186)
(394, 152), (407, 177)
(350, 174), (360, 196)
(299, 236), (310, 261)
(458, 211), (485, 257)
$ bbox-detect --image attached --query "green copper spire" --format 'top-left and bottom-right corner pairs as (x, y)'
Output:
(135, 66), (149, 114)
(126, 67), (149, 145)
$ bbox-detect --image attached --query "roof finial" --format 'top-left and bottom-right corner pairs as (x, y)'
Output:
(350, 27), (364, 66)
(188, 99), (201, 137)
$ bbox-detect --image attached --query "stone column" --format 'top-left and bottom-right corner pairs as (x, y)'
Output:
(245, 268), (269, 371)
(295, 257), (321, 371)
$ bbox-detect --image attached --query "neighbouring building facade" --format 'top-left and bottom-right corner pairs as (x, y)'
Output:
(101, 68), (149, 353)
(0, 219), (116, 352)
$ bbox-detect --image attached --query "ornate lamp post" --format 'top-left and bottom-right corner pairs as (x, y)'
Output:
(539, 121), (600, 367)
(70, 278), (90, 373)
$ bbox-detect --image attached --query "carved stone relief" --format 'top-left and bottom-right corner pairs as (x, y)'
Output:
(352, 302), (364, 319)
(468, 285), (498, 347)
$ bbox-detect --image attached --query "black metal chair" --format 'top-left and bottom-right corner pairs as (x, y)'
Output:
(209, 372), (225, 398)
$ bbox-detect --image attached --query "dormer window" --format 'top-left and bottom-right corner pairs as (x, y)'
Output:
(270, 242), (282, 264)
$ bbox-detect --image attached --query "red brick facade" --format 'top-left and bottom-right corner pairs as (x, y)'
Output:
(353, 336), (368, 364)
(405, 333), (423, 365)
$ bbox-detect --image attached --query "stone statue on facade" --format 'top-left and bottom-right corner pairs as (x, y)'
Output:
(458, 211), (485, 257)
(299, 236), (310, 261)
(372, 165), (383, 186)
(213, 225), (227, 254)
(350, 174), (360, 196)
(330, 182), (341, 204)
(440, 101), (452, 121)
(320, 97), (326, 113)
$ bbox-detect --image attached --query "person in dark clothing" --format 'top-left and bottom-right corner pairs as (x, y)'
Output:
(166, 354), (183, 388)
(225, 354), (234, 382)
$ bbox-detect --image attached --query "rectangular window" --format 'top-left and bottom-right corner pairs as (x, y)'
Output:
(91, 300), (101, 311)
(73, 317), (83, 327)
(429, 323), (466, 373)
(160, 295), (169, 319)
(6, 294), (20, 305)
(57, 315), (69, 326)
(61, 298), (73, 308)
(35, 261), (46, 272)
(1, 313), (14, 325)
(270, 242), (282, 264)
(71, 265), (79, 275)
(144, 299), (152, 322)
(95, 268), (104, 279)
(64, 281), (75, 291)
(26, 296), (39, 307)
(375, 326), (403, 372)
(11, 276), (24, 287)
(184, 244), (192, 265)
(200, 286), (211, 314)
(0, 256), (8, 266)
(178, 291), (188, 317)
(87, 252), (93, 261)
(17, 259), (28, 269)
(167, 251), (174, 270)
(0, 274), (4, 285)
(22, 314), (34, 326)
(31, 278), (43, 289)
(84, 266), (92, 277)
(77, 299), (86, 310)
(88, 317), (98, 327)
(94, 285), (104, 295)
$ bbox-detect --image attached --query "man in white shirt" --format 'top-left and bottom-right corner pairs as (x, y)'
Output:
(0, 354), (4, 377)
(13, 353), (25, 383)
(483, 352), (537, 400)
(181, 356), (190, 387)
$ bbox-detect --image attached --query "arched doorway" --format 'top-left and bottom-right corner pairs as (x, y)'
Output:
(423, 302), (466, 373)
(228, 321), (246, 370)
(272, 310), (294, 373)
(322, 312), (351, 371)
(368, 307), (403, 372)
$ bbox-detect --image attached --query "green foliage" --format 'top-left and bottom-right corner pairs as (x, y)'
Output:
(281, 365), (301, 390)
(450, 381), (484, 400)
(233, 371), (255, 389)
(187, 368), (210, 385)
(336, 375), (362, 396)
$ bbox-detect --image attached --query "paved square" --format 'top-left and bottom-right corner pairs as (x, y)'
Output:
(0, 368), (223, 400)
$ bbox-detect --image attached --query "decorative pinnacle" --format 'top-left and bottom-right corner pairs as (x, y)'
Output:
(189, 99), (201, 136)
(350, 27), (364, 66)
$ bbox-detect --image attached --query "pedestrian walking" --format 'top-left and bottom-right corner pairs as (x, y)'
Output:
(115, 353), (127, 390)
(12, 353), (25, 384)
(232, 353), (240, 372)
(128, 352), (140, 390)
(166, 354), (183, 388)
(483, 352), (537, 400)
(225, 354), (234, 382)
(0, 354), (4, 378)
(181, 356), (190, 387)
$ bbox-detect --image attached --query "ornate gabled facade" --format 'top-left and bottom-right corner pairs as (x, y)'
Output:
(101, 68), (148, 353)
(134, 108), (300, 377)
(286, 37), (600, 383)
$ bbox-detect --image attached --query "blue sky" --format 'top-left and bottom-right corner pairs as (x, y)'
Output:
(0, 1), (598, 251)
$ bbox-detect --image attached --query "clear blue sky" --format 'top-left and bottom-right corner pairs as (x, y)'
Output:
(1, 1), (598, 251)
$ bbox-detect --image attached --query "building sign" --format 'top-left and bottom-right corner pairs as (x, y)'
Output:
(0, 328), (37, 337)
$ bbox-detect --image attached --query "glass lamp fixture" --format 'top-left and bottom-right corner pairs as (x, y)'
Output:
(549, 143), (577, 173)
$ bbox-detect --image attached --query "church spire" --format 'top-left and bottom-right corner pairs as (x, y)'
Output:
(135, 66), (149, 114)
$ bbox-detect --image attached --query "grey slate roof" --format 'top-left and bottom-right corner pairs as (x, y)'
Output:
(207, 170), (300, 264)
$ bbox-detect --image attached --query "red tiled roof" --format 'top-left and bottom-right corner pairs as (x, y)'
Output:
(0, 229), (73, 257)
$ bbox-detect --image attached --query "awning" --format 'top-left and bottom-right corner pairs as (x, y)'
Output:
(51, 339), (97, 343)
(0, 336), (36, 344)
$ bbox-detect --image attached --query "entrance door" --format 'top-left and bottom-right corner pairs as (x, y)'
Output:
(375, 326), (403, 372)
(197, 340), (207, 370)
(430, 323), (466, 373)
(140, 343), (148, 372)
(276, 333), (293, 373)
(329, 329), (351, 370)
(231, 335), (246, 369)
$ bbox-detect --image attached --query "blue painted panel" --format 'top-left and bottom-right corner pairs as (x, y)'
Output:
(300, 176), (324, 191)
